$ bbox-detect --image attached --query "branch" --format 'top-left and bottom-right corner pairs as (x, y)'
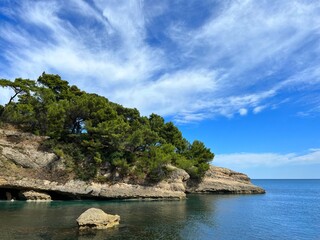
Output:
(8, 89), (23, 105)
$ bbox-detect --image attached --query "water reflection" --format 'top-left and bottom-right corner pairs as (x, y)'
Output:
(1, 181), (316, 239)
(0, 194), (254, 240)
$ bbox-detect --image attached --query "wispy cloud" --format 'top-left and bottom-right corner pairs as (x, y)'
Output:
(214, 149), (320, 168)
(0, 0), (320, 122)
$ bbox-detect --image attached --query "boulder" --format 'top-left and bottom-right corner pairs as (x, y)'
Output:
(19, 190), (52, 201)
(77, 208), (120, 230)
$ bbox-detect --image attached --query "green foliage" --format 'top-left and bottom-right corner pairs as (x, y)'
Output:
(161, 122), (188, 153)
(0, 73), (215, 181)
(0, 78), (36, 106)
(181, 140), (215, 178)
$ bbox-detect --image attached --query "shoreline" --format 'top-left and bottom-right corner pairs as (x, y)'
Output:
(0, 128), (265, 201)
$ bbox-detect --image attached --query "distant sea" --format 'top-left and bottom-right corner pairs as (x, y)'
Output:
(0, 180), (319, 240)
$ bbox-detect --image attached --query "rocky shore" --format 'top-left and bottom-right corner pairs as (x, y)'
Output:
(0, 128), (265, 200)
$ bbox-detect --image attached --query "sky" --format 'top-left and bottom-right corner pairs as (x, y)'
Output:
(0, 0), (320, 179)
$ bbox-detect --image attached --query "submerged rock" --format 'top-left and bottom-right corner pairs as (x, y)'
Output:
(77, 208), (120, 230)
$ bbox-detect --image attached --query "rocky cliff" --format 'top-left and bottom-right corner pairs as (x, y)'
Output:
(0, 128), (264, 200)
(187, 166), (265, 194)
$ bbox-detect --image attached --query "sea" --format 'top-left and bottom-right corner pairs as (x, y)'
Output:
(0, 180), (319, 240)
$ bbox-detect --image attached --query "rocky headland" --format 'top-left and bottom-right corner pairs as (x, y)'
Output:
(0, 128), (265, 200)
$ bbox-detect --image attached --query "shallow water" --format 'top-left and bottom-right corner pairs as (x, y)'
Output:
(0, 180), (319, 240)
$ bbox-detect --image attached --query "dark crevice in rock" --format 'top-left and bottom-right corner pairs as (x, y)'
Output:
(43, 190), (78, 200)
(0, 187), (79, 200)
(0, 188), (20, 200)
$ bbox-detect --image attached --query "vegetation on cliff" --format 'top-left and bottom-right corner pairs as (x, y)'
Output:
(0, 73), (214, 181)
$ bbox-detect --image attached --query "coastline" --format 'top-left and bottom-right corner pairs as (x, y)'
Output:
(0, 128), (265, 201)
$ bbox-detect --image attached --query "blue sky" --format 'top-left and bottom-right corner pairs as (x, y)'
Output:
(0, 0), (320, 178)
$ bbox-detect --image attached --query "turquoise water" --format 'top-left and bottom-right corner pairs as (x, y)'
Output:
(0, 180), (319, 240)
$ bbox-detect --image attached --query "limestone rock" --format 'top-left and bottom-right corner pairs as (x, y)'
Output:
(19, 190), (52, 201)
(187, 166), (265, 194)
(98, 182), (186, 199)
(77, 208), (120, 230)
(0, 176), (186, 200)
(0, 129), (57, 169)
(156, 165), (190, 192)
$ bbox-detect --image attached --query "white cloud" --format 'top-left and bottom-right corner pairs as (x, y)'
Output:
(0, 0), (164, 92)
(253, 106), (266, 114)
(0, 0), (320, 122)
(175, 0), (320, 71)
(214, 149), (320, 168)
(166, 0), (320, 119)
(112, 69), (218, 116)
(239, 108), (248, 116)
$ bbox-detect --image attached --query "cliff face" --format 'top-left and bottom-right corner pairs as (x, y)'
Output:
(0, 128), (264, 200)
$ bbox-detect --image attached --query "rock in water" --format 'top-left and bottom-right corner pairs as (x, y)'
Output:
(77, 208), (120, 230)
(19, 190), (52, 201)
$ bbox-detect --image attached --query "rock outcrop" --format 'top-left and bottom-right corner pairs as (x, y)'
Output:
(0, 127), (265, 200)
(0, 176), (186, 200)
(187, 166), (265, 194)
(19, 190), (52, 201)
(77, 208), (120, 230)
(155, 165), (190, 192)
(0, 129), (57, 169)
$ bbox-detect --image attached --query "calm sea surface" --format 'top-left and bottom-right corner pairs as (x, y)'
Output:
(0, 180), (319, 240)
